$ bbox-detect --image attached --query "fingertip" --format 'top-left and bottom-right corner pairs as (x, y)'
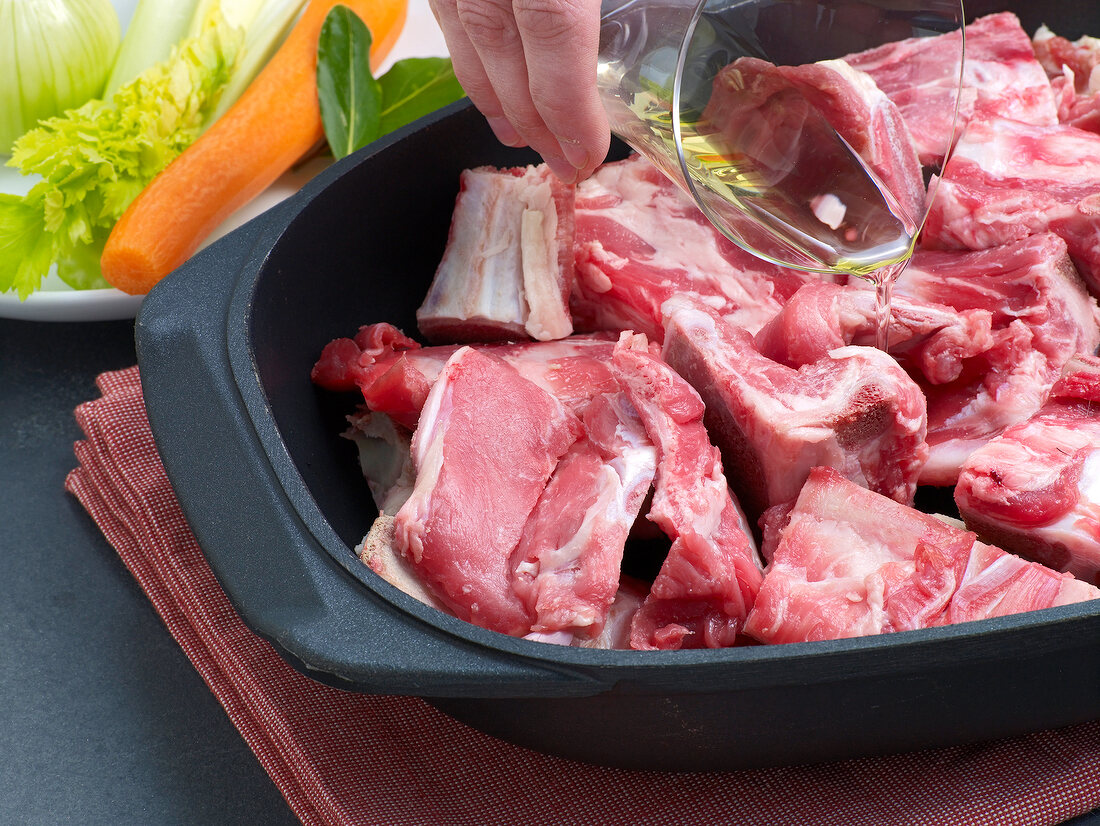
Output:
(487, 116), (526, 148)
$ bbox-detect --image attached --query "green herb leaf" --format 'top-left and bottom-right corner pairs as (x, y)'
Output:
(0, 195), (55, 299)
(378, 57), (465, 135)
(317, 5), (382, 159)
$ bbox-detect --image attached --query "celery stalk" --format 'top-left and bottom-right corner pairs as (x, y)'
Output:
(203, 0), (308, 125)
(103, 0), (201, 96)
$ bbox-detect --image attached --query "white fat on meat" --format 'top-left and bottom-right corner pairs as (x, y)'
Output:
(955, 355), (1100, 586)
(743, 467), (1100, 644)
(660, 294), (928, 524)
(610, 332), (763, 650)
(394, 347), (584, 635)
(417, 164), (574, 343)
(571, 154), (817, 342)
(922, 115), (1100, 292)
(845, 12), (1057, 165)
(896, 234), (1100, 485)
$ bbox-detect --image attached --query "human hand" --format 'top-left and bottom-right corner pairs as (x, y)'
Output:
(429, 0), (610, 183)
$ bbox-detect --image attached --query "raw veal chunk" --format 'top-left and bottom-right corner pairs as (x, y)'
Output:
(743, 467), (1100, 644)
(922, 116), (1100, 293)
(956, 356), (1100, 586)
(393, 347), (583, 635)
(845, 12), (1057, 165)
(571, 154), (815, 342)
(660, 294), (928, 525)
(611, 333), (763, 649)
(706, 56), (924, 229)
(897, 233), (1100, 485)
(417, 164), (575, 343)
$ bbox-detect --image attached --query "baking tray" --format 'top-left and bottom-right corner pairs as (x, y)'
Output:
(136, 2), (1100, 771)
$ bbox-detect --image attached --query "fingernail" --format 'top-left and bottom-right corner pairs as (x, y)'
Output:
(558, 137), (589, 171)
(487, 116), (524, 147)
(544, 154), (578, 184)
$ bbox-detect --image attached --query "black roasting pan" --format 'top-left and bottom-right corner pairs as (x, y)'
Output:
(135, 1), (1099, 771)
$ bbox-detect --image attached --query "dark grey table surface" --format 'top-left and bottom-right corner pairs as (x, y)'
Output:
(2, 317), (298, 825)
(2, 314), (1098, 826)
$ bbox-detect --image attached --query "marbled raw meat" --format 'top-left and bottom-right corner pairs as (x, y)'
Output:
(1033, 25), (1100, 93)
(706, 57), (924, 230)
(511, 389), (657, 640)
(393, 347), (583, 635)
(610, 333), (763, 650)
(571, 154), (817, 342)
(660, 294), (928, 524)
(417, 164), (575, 343)
(922, 115), (1100, 293)
(898, 234), (1100, 485)
(321, 332), (658, 642)
(955, 355), (1100, 586)
(311, 323), (619, 428)
(754, 281), (994, 385)
(845, 12), (1057, 165)
(743, 467), (1100, 644)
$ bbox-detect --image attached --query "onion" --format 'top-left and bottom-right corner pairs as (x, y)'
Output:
(0, 0), (121, 154)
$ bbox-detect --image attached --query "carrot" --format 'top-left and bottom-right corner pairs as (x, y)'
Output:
(101, 0), (408, 295)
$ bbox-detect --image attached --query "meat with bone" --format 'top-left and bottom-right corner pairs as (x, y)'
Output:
(898, 234), (1100, 486)
(312, 323), (620, 429)
(754, 281), (995, 385)
(511, 387), (657, 640)
(610, 333), (763, 650)
(705, 56), (924, 229)
(921, 115), (1100, 293)
(845, 12), (1057, 166)
(393, 347), (584, 635)
(955, 355), (1100, 586)
(660, 294), (928, 526)
(327, 332), (659, 642)
(416, 164), (575, 343)
(755, 234), (1100, 487)
(1032, 25), (1100, 93)
(1033, 27), (1100, 134)
(571, 154), (817, 342)
(743, 466), (1100, 645)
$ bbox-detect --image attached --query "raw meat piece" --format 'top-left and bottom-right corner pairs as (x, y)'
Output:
(706, 57), (924, 229)
(1051, 73), (1100, 135)
(754, 281), (994, 385)
(743, 467), (1100, 644)
(1036, 25), (1100, 134)
(312, 323), (619, 428)
(660, 294), (928, 525)
(523, 577), (649, 649)
(1033, 25), (1100, 92)
(330, 332), (659, 641)
(571, 154), (817, 342)
(922, 115), (1100, 292)
(416, 164), (575, 343)
(955, 355), (1100, 586)
(846, 12), (1058, 165)
(358, 515), (449, 613)
(897, 234), (1100, 485)
(610, 333), (763, 650)
(511, 390), (657, 639)
(393, 347), (583, 635)
(311, 322), (423, 395)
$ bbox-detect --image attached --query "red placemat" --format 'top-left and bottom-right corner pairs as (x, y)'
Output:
(65, 366), (1100, 826)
